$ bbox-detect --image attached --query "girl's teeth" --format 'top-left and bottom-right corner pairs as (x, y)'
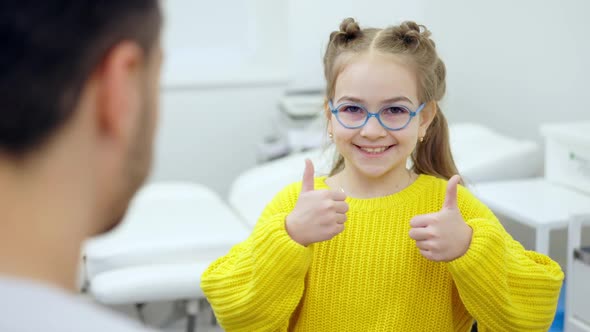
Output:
(361, 147), (386, 153)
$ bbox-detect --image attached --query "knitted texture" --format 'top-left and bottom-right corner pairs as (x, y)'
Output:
(201, 175), (564, 331)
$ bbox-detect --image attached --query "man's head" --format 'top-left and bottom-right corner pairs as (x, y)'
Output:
(0, 1), (163, 234)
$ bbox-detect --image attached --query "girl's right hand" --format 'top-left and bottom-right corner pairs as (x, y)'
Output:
(285, 159), (349, 246)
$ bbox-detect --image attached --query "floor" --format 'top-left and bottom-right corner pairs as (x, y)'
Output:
(99, 296), (566, 332)
(106, 300), (223, 332)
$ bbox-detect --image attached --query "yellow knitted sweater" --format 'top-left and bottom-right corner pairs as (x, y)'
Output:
(201, 175), (564, 331)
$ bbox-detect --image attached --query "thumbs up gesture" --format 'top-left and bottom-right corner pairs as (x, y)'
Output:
(285, 159), (349, 246)
(408, 175), (473, 262)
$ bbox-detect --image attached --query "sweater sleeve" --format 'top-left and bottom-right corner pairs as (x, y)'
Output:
(200, 182), (311, 332)
(447, 186), (564, 332)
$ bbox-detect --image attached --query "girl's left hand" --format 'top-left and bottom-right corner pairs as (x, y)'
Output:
(408, 175), (473, 262)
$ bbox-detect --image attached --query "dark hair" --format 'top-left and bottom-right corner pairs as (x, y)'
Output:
(324, 18), (460, 182)
(0, 1), (162, 156)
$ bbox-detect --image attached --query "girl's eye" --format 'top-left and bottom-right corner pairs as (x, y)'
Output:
(340, 105), (364, 113)
(382, 106), (410, 115)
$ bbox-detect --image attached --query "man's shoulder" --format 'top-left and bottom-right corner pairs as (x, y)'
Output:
(0, 277), (158, 332)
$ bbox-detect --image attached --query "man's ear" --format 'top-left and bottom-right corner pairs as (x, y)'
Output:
(419, 100), (438, 137)
(93, 41), (145, 145)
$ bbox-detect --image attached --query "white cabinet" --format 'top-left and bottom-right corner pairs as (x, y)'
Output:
(566, 217), (590, 332)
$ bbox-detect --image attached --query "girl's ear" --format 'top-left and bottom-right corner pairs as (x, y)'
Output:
(324, 99), (332, 120)
(419, 101), (437, 137)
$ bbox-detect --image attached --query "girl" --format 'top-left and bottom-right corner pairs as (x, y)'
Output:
(201, 19), (563, 331)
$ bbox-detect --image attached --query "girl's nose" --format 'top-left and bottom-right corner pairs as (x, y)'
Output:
(360, 115), (387, 139)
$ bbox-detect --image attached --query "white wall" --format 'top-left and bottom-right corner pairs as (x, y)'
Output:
(150, 0), (290, 196)
(288, 0), (590, 138)
(287, 0), (425, 91)
(150, 85), (287, 195)
(421, 0), (590, 267)
(160, 0), (288, 87)
(153, 0), (590, 200)
(424, 0), (590, 139)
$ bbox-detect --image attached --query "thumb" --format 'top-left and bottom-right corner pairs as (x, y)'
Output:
(301, 159), (315, 192)
(442, 175), (461, 210)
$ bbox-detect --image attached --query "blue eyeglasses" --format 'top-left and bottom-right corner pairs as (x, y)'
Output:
(329, 100), (425, 131)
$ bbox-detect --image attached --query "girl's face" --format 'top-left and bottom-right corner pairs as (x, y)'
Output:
(327, 53), (434, 180)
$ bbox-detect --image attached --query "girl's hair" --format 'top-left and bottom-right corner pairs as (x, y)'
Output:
(324, 18), (459, 182)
